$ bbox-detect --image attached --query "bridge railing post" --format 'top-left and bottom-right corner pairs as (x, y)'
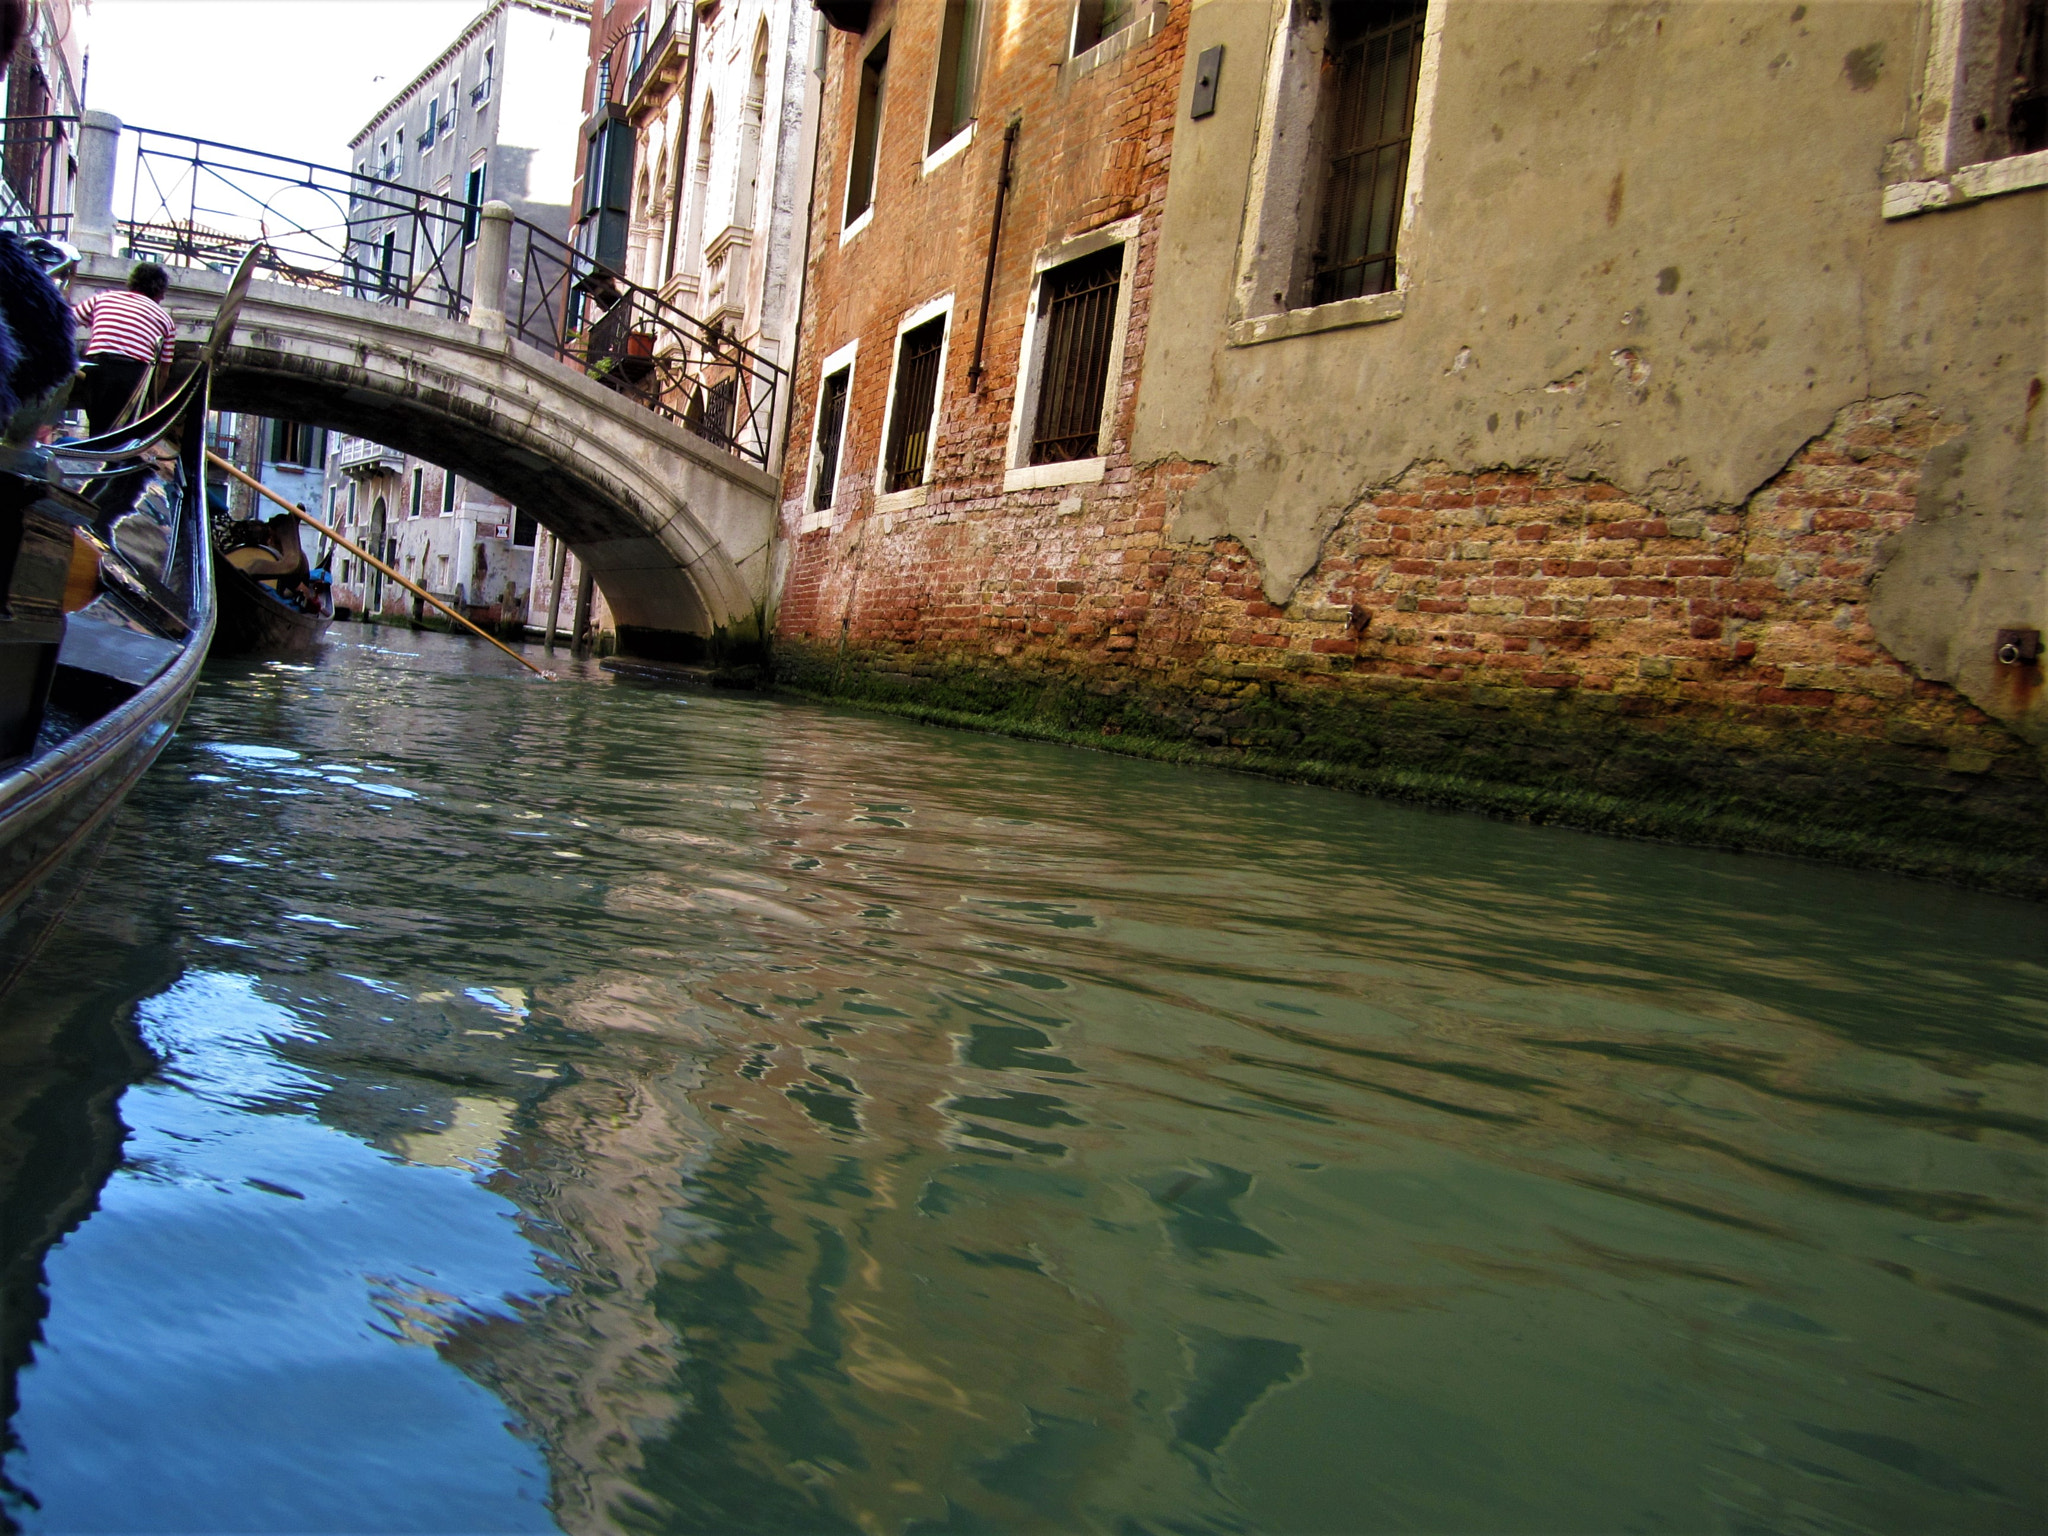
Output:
(470, 200), (514, 335)
(74, 111), (121, 256)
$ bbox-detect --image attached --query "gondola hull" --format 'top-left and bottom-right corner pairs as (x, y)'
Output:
(210, 553), (330, 656)
(0, 374), (217, 993)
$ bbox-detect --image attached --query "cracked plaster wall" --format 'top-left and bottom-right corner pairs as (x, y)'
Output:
(1132, 0), (2045, 740)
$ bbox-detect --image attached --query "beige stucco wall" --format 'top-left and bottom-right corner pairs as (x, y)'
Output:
(1133, 0), (2045, 740)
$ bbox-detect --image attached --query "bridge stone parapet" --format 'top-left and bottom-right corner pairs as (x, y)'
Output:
(76, 253), (779, 650)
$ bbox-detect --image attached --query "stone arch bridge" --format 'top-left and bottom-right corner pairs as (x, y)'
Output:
(74, 253), (779, 653)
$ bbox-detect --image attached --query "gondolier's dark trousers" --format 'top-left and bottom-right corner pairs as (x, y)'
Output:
(76, 353), (151, 438)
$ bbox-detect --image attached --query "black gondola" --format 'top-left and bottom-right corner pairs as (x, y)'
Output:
(0, 369), (217, 993)
(210, 527), (331, 656)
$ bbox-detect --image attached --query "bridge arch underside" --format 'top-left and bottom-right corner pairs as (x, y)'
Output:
(212, 351), (720, 652)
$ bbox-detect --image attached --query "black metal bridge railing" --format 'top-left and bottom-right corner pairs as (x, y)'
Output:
(106, 126), (782, 469)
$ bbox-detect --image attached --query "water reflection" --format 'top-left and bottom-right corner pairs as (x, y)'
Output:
(2, 631), (2042, 1534)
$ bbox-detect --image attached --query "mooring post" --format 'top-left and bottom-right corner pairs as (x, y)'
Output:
(74, 111), (122, 257)
(543, 537), (567, 651)
(470, 201), (514, 334)
(571, 565), (595, 656)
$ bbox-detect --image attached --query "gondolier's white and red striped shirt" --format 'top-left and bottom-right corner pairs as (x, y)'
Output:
(73, 290), (176, 365)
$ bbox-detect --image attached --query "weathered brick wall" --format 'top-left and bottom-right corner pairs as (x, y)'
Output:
(773, 10), (2045, 888)
(777, 0), (1186, 625)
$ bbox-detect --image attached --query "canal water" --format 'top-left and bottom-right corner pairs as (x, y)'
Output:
(1, 630), (2042, 1535)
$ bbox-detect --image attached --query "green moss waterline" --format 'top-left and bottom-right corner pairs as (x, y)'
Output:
(770, 645), (2048, 900)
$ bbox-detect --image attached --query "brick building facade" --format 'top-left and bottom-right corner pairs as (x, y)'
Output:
(774, 1), (1187, 664)
(771, 0), (2045, 891)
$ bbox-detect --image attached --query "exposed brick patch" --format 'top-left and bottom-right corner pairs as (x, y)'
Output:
(776, 398), (2047, 879)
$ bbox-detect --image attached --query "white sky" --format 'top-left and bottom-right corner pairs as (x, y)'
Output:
(85, 1), (493, 168)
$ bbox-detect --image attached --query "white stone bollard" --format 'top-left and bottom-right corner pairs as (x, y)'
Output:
(470, 201), (515, 335)
(74, 111), (122, 256)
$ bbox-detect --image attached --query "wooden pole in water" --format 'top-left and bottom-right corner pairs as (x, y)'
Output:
(207, 452), (554, 680)
(543, 535), (566, 652)
(571, 564), (595, 656)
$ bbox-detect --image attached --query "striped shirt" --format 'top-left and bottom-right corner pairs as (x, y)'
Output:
(74, 289), (177, 365)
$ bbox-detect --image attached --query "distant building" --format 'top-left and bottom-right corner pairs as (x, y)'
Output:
(542, 0), (817, 642)
(570, 0), (814, 369)
(324, 435), (536, 625)
(205, 410), (328, 522)
(347, 0), (588, 288)
(332, 0), (583, 631)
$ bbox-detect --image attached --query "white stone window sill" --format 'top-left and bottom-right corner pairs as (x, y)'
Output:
(1003, 456), (1105, 492)
(839, 206), (874, 249)
(922, 123), (974, 177)
(873, 484), (929, 515)
(1061, 2), (1170, 87)
(1883, 148), (2048, 219)
(1227, 289), (1406, 348)
(798, 508), (833, 534)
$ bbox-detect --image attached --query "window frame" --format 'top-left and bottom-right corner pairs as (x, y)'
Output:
(1002, 217), (1139, 491)
(441, 469), (458, 515)
(1885, 0), (2048, 216)
(841, 31), (891, 242)
(926, 0), (985, 162)
(873, 293), (954, 507)
(1071, 0), (1137, 59)
(462, 159), (488, 244)
(802, 337), (860, 532)
(1226, 0), (1444, 348)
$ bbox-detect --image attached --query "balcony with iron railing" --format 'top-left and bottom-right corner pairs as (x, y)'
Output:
(625, 6), (684, 112)
(332, 438), (408, 478)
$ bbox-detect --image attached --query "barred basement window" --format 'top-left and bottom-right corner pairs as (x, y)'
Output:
(1028, 246), (1122, 465)
(884, 317), (945, 492)
(812, 366), (850, 511)
(1308, 1), (1427, 306)
(845, 33), (890, 227)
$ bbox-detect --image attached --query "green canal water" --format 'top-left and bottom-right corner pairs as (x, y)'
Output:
(2, 629), (2043, 1535)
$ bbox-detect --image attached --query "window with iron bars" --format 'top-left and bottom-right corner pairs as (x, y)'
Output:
(1307, 1), (1426, 307)
(812, 366), (850, 511)
(1028, 245), (1122, 465)
(884, 317), (944, 492)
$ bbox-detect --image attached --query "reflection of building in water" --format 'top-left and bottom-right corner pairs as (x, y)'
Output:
(407, 935), (1228, 1535)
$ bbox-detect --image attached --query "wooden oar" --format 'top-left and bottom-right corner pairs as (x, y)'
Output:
(206, 451), (554, 680)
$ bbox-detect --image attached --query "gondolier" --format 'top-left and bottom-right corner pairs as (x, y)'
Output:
(72, 263), (177, 436)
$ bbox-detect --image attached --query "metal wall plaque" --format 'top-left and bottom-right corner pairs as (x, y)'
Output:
(1191, 45), (1223, 119)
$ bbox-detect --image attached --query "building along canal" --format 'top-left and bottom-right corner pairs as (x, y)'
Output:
(1, 629), (2043, 1535)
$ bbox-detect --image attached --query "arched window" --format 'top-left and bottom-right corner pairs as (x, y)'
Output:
(682, 97), (716, 283)
(733, 26), (769, 230)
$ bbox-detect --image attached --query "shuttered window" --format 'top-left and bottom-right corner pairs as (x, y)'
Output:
(1308, 2), (1426, 306)
(812, 367), (850, 511)
(1029, 246), (1122, 465)
(884, 318), (944, 492)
